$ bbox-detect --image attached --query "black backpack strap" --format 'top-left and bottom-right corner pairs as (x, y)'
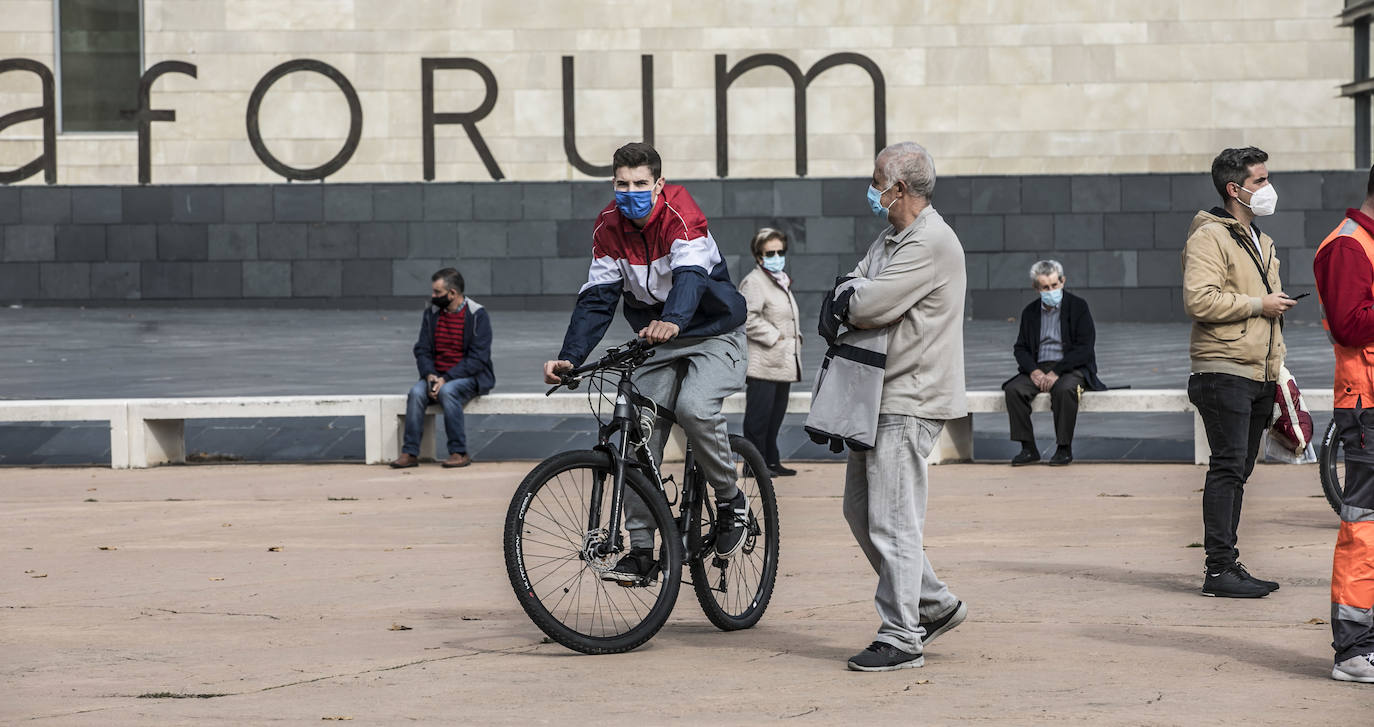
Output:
(1221, 223), (1283, 330)
(1222, 223), (1272, 294)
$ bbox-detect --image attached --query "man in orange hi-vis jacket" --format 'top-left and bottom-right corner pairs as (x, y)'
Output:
(1313, 167), (1374, 684)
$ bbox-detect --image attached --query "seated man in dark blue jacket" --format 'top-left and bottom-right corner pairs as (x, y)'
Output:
(542, 142), (751, 582)
(1003, 260), (1106, 467)
(391, 267), (495, 469)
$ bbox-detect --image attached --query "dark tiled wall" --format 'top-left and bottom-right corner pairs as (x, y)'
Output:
(0, 172), (1363, 322)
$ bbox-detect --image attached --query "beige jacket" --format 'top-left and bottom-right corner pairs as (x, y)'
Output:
(1180, 209), (1285, 382)
(739, 267), (802, 382)
(846, 205), (968, 419)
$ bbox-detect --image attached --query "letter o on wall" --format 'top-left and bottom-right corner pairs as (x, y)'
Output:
(246, 59), (363, 181)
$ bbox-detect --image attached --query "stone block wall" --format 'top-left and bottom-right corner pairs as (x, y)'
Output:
(0, 0), (1352, 183)
(1, 171), (1361, 322)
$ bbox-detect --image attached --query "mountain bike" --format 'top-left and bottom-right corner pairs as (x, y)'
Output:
(503, 338), (780, 654)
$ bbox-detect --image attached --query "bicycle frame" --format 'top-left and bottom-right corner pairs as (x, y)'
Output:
(581, 362), (708, 565)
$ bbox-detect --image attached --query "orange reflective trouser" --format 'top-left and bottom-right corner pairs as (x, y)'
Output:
(1331, 408), (1374, 663)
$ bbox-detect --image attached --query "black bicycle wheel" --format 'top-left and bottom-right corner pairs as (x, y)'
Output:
(1320, 418), (1345, 515)
(688, 435), (780, 631)
(504, 449), (683, 654)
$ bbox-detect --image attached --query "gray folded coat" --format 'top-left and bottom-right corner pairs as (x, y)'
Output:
(805, 277), (888, 452)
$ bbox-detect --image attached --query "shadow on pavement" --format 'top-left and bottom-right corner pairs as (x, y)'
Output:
(974, 560), (1201, 596)
(649, 621), (859, 665)
(1079, 625), (1326, 680)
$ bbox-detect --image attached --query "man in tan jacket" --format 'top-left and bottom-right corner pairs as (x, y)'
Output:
(1182, 146), (1298, 599)
(841, 141), (967, 672)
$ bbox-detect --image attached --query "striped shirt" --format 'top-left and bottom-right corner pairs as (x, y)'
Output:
(434, 307), (467, 374)
(1038, 304), (1063, 362)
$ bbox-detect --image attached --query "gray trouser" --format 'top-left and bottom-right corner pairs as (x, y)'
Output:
(843, 414), (960, 654)
(625, 329), (747, 548)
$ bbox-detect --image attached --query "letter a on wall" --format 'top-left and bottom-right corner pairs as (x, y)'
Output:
(0, 58), (57, 184)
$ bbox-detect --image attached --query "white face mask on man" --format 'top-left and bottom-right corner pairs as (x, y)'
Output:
(1237, 183), (1278, 217)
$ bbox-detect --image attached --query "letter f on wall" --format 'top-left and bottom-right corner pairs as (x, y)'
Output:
(135, 61), (197, 185)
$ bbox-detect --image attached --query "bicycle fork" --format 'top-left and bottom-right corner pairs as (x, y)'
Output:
(590, 378), (642, 558)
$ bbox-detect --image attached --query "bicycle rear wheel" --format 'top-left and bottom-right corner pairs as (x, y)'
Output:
(504, 449), (683, 654)
(688, 435), (780, 631)
(1320, 418), (1345, 514)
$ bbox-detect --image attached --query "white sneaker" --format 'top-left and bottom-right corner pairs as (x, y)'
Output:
(1332, 652), (1374, 683)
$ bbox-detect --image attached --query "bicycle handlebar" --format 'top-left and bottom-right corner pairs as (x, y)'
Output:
(545, 338), (657, 396)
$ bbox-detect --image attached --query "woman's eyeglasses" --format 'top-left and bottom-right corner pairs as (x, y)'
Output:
(761, 250), (787, 258)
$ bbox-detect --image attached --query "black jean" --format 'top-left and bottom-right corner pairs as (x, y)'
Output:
(1003, 364), (1086, 447)
(743, 377), (791, 468)
(1188, 372), (1275, 572)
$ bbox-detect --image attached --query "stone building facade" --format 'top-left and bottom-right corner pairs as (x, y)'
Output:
(0, 0), (1362, 319)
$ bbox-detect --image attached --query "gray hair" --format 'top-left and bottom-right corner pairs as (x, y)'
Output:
(750, 227), (787, 258)
(1029, 259), (1064, 285)
(876, 142), (936, 199)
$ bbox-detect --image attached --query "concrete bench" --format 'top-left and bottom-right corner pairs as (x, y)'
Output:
(0, 388), (1336, 468)
(376, 392), (812, 462)
(378, 393), (592, 462)
(380, 389), (1292, 465)
(124, 396), (385, 468)
(0, 399), (130, 467)
(934, 388), (1335, 465)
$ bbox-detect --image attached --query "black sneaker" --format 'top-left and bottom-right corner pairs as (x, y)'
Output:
(1011, 446), (1040, 466)
(600, 547), (656, 586)
(1048, 445), (1073, 466)
(1202, 565), (1271, 598)
(920, 601), (967, 646)
(712, 490), (749, 558)
(847, 641), (924, 672)
(768, 464), (797, 477)
(1234, 562), (1279, 592)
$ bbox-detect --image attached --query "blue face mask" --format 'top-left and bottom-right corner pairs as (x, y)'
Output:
(614, 189), (654, 219)
(761, 255), (786, 273)
(1040, 288), (1063, 308)
(866, 182), (895, 219)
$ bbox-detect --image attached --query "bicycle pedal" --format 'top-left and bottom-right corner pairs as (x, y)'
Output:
(609, 564), (660, 588)
(613, 574), (658, 588)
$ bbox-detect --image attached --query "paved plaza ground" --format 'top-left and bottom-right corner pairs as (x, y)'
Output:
(1, 460), (1364, 725)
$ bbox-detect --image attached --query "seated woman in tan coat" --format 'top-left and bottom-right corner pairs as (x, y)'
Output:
(739, 228), (802, 477)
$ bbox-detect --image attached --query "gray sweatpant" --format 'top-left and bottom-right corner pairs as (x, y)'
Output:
(843, 414), (960, 654)
(625, 329), (747, 549)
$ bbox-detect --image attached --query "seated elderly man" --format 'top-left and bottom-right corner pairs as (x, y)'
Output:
(1002, 260), (1106, 467)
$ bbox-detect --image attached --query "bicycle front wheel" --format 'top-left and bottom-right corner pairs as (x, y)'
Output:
(504, 449), (683, 654)
(688, 435), (780, 631)
(1320, 418), (1345, 515)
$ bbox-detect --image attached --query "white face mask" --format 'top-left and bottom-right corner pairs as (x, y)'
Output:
(1238, 183), (1277, 217)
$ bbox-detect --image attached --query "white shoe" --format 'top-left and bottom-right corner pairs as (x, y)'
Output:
(1332, 652), (1374, 683)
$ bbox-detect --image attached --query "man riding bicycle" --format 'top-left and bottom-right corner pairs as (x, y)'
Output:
(542, 142), (750, 584)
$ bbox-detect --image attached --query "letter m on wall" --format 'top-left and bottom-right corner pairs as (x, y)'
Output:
(715, 53), (886, 178)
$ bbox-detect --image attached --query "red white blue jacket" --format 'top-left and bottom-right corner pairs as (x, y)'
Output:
(557, 184), (746, 366)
